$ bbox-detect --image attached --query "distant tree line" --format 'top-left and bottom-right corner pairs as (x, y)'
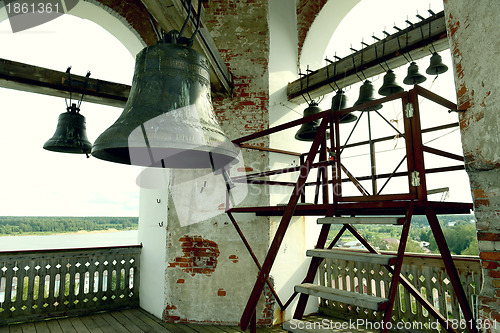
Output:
(328, 214), (478, 255)
(0, 216), (138, 235)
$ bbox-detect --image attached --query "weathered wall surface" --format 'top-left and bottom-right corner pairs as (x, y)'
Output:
(161, 0), (272, 325)
(444, 0), (500, 329)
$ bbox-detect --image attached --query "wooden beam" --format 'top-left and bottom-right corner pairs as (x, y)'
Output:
(141, 0), (233, 97)
(0, 58), (130, 108)
(287, 11), (448, 103)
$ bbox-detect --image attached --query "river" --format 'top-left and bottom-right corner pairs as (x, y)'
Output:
(0, 230), (139, 251)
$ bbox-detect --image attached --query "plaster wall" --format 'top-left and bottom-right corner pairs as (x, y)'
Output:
(158, 0), (273, 325)
(268, 0), (322, 322)
(444, 0), (500, 329)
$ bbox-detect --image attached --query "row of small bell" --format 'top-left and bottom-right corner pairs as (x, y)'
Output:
(294, 53), (449, 141)
(44, 34), (239, 171)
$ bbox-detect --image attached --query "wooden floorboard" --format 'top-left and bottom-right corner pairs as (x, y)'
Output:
(0, 307), (291, 332)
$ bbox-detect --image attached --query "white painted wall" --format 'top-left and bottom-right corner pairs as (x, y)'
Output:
(268, 0), (322, 322)
(137, 169), (170, 319)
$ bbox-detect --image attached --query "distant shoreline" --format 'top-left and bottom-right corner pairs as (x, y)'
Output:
(0, 228), (138, 237)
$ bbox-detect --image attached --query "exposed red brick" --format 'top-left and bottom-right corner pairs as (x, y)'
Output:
(217, 289), (226, 296)
(478, 232), (500, 242)
(483, 261), (500, 270)
(177, 279), (185, 284)
(229, 255), (239, 263)
(481, 252), (500, 261)
(168, 236), (220, 276)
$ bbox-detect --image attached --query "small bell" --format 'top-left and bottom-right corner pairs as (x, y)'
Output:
(331, 90), (357, 123)
(403, 62), (427, 85)
(43, 103), (92, 155)
(378, 70), (404, 96)
(426, 52), (448, 75)
(295, 102), (323, 141)
(353, 80), (383, 111)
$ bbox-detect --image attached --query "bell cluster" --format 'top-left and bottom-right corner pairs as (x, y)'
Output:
(295, 52), (448, 142)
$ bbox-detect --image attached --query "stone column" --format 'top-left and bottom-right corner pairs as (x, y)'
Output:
(444, 0), (500, 329)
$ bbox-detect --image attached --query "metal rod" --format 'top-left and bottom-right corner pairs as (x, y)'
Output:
(367, 111), (377, 194)
(339, 111), (364, 156)
(340, 163), (369, 196)
(226, 213), (284, 310)
(374, 109), (404, 137)
(377, 156), (407, 195)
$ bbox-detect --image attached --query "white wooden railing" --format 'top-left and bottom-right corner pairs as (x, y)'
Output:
(0, 245), (141, 324)
(318, 250), (481, 331)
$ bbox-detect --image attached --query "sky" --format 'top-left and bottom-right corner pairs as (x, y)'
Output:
(0, 13), (139, 216)
(0, 0), (472, 216)
(317, 0), (472, 203)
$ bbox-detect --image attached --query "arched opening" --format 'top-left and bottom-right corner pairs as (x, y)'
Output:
(0, 7), (141, 244)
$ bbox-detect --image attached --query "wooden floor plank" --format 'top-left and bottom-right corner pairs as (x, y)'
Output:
(9, 324), (23, 333)
(56, 318), (75, 333)
(87, 314), (117, 333)
(78, 315), (104, 333)
(34, 321), (51, 333)
(185, 323), (225, 333)
(45, 320), (63, 333)
(119, 309), (157, 332)
(109, 311), (143, 333)
(68, 317), (90, 333)
(0, 325), (9, 333)
(98, 313), (125, 331)
(18, 322), (36, 333)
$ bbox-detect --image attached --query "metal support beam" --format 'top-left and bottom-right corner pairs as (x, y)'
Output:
(287, 11), (448, 103)
(0, 58), (130, 108)
(141, 0), (233, 97)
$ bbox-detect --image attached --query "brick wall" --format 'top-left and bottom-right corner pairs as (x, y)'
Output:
(444, 1), (500, 330)
(296, 0), (328, 61)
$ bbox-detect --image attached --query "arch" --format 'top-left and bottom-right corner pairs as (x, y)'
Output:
(298, 0), (360, 71)
(0, 0), (156, 57)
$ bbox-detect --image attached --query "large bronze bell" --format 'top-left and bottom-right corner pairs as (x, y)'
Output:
(378, 70), (404, 96)
(426, 52), (448, 75)
(295, 102), (323, 141)
(403, 62), (427, 85)
(91, 39), (238, 170)
(43, 103), (92, 154)
(331, 90), (357, 123)
(354, 80), (383, 111)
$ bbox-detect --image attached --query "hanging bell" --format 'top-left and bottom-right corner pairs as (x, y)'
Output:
(43, 103), (92, 154)
(403, 62), (427, 85)
(426, 52), (448, 75)
(91, 34), (238, 170)
(353, 80), (383, 111)
(331, 90), (357, 123)
(378, 70), (404, 96)
(295, 102), (323, 141)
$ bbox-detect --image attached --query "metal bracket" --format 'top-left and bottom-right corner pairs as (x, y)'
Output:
(405, 103), (414, 118)
(411, 171), (420, 187)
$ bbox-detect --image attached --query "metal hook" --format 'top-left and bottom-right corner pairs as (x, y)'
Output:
(158, 221), (164, 227)
(156, 199), (161, 203)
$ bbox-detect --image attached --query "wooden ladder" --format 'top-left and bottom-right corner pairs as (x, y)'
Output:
(284, 202), (477, 333)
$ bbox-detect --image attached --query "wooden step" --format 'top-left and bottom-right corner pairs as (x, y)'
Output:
(306, 249), (398, 265)
(295, 283), (388, 311)
(318, 216), (404, 225)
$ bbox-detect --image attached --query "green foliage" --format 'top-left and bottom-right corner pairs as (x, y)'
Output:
(0, 216), (138, 235)
(428, 220), (477, 255)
